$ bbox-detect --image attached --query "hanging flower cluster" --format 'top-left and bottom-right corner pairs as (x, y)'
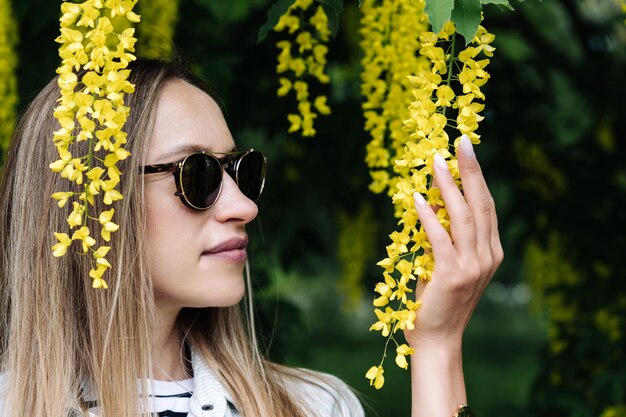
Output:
(0, 0), (18, 157)
(360, 0), (429, 195)
(50, 0), (140, 289)
(337, 205), (377, 311)
(136, 0), (179, 58)
(366, 20), (495, 389)
(274, 0), (331, 137)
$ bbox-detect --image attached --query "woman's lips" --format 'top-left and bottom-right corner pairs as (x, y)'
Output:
(202, 236), (248, 263)
(203, 248), (247, 263)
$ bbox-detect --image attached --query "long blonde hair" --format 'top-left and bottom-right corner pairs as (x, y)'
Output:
(0, 59), (349, 417)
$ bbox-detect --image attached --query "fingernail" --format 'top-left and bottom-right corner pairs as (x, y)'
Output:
(434, 153), (448, 171)
(413, 192), (427, 207)
(460, 134), (475, 159)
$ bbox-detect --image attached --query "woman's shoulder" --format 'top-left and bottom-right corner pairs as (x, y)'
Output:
(0, 374), (4, 414)
(276, 366), (365, 417)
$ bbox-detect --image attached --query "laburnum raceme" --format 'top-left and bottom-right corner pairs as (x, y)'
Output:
(365, 18), (495, 389)
(337, 205), (377, 310)
(0, 0), (18, 156)
(136, 0), (179, 58)
(50, 0), (139, 289)
(274, 0), (331, 137)
(360, 0), (429, 195)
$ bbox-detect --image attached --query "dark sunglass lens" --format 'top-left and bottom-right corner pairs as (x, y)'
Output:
(181, 154), (222, 209)
(237, 151), (265, 201)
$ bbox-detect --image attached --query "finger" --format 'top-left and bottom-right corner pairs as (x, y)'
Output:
(414, 275), (427, 299)
(413, 191), (456, 265)
(432, 152), (477, 257)
(457, 135), (494, 259)
(488, 199), (504, 279)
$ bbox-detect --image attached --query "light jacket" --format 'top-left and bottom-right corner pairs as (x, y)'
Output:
(1, 349), (364, 417)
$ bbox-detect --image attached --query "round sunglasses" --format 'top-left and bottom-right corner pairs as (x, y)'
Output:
(140, 149), (266, 210)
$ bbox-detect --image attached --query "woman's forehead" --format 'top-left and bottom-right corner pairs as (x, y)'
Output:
(147, 78), (235, 162)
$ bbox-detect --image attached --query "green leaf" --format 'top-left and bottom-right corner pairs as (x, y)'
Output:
(424, 0), (454, 34)
(358, 0), (364, 6)
(320, 0), (344, 12)
(320, 0), (344, 37)
(257, 0), (295, 44)
(451, 0), (482, 45)
(480, 0), (514, 10)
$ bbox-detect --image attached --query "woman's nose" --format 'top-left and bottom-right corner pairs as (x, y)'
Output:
(211, 173), (259, 224)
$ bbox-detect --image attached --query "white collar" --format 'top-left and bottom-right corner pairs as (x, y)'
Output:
(81, 348), (237, 417)
(189, 347), (237, 416)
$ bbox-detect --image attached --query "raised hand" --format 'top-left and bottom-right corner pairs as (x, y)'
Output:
(407, 134), (504, 417)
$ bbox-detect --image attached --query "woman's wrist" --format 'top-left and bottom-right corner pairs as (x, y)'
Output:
(406, 330), (464, 354)
(409, 340), (467, 417)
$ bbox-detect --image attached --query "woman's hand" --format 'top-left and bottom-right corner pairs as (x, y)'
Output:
(407, 134), (504, 417)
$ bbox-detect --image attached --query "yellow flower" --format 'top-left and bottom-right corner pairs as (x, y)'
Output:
(295, 31), (313, 53)
(52, 233), (73, 257)
(277, 78), (292, 96)
(368, 170), (390, 193)
(370, 307), (395, 337)
(89, 265), (109, 289)
(98, 208), (119, 241)
(0, 0), (18, 157)
(293, 81), (309, 101)
(136, 0), (177, 59)
(275, 14), (299, 34)
(366, 9), (495, 388)
(435, 85), (455, 107)
(395, 353), (408, 369)
(51, 0), (139, 289)
(310, 5), (330, 41)
(287, 114), (301, 133)
(67, 201), (84, 228)
(273, 0), (331, 137)
(365, 365), (385, 389)
(394, 344), (415, 369)
(71, 226), (96, 253)
(103, 188), (123, 205)
(51, 191), (74, 208)
(313, 96), (331, 115)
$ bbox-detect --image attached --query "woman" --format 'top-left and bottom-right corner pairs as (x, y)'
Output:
(0, 58), (503, 417)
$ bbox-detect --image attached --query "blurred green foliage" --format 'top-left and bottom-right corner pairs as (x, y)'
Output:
(3, 0), (625, 416)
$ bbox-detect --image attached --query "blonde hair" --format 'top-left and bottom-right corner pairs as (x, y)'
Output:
(0, 59), (354, 417)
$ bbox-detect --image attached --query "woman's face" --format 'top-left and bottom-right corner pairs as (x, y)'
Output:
(144, 79), (258, 314)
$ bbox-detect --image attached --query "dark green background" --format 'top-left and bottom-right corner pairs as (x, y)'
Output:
(5, 1), (626, 416)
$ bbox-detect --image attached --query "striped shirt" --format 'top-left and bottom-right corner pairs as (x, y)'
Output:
(0, 349), (363, 417)
(84, 363), (241, 417)
(85, 377), (239, 417)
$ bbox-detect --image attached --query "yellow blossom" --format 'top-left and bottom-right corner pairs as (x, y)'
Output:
(52, 233), (73, 257)
(52, 191), (74, 208)
(365, 365), (385, 389)
(273, 0), (331, 137)
(51, 0), (139, 288)
(71, 226), (96, 253)
(98, 208), (119, 241)
(89, 265), (109, 289)
(277, 78), (292, 96)
(366, 9), (495, 388)
(0, 0), (18, 157)
(395, 344), (415, 369)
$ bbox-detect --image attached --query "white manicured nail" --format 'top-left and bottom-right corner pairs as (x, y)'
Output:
(460, 134), (475, 159)
(414, 192), (427, 207)
(434, 153), (448, 171)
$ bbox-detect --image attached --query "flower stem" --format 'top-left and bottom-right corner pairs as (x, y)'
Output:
(442, 33), (456, 120)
